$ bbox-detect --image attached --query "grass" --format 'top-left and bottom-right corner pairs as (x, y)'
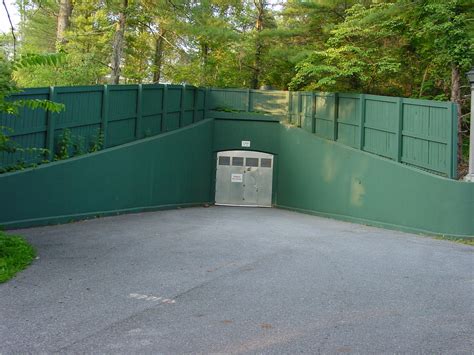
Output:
(435, 236), (474, 246)
(0, 231), (36, 283)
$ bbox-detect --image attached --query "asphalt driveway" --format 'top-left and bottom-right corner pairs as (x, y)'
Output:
(1, 206), (472, 353)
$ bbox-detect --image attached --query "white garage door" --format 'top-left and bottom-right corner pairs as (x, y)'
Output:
(215, 150), (273, 207)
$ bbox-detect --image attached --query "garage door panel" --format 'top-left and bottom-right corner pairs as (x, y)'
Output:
(215, 150), (273, 207)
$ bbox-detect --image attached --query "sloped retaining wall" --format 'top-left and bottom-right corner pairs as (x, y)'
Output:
(277, 126), (473, 238)
(213, 117), (473, 238)
(1, 119), (213, 229)
(2, 115), (473, 237)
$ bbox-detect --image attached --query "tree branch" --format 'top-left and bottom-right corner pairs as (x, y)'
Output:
(2, 0), (16, 59)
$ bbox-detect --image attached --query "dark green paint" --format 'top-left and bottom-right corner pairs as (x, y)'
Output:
(2, 86), (457, 177)
(207, 88), (457, 178)
(1, 84), (205, 169)
(213, 119), (281, 155)
(1, 120), (213, 229)
(276, 126), (473, 238)
(45, 86), (56, 161)
(1, 86), (471, 238)
(213, 118), (473, 237)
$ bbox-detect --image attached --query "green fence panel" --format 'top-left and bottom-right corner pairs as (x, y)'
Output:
(0, 85), (458, 178)
(363, 95), (398, 159)
(53, 86), (103, 156)
(288, 91), (300, 125)
(337, 94), (362, 148)
(400, 98), (455, 177)
(251, 90), (288, 116)
(0, 84), (211, 172)
(0, 88), (49, 168)
(336, 93), (360, 148)
(314, 93), (337, 140)
(181, 86), (194, 126)
(141, 84), (163, 137)
(107, 85), (138, 147)
(194, 88), (206, 122)
(300, 93), (314, 133)
(208, 88), (248, 111)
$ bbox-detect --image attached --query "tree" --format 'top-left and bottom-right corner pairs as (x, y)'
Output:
(109, 0), (129, 84)
(0, 51), (64, 170)
(288, 0), (473, 171)
(56, 0), (74, 46)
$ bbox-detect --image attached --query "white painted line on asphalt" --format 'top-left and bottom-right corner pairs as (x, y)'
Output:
(128, 293), (176, 304)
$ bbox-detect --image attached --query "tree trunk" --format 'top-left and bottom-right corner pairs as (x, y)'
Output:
(251, 0), (265, 89)
(56, 0), (73, 46)
(110, 0), (128, 85)
(200, 42), (209, 86)
(152, 28), (166, 83)
(451, 65), (462, 173)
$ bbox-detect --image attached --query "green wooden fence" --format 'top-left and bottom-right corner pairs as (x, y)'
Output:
(0, 84), (206, 169)
(1, 85), (458, 178)
(207, 88), (458, 178)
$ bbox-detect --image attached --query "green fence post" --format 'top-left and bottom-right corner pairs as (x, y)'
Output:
(193, 86), (198, 123)
(333, 93), (339, 141)
(204, 87), (210, 118)
(135, 84), (143, 138)
(395, 97), (403, 162)
(287, 91), (292, 123)
(452, 103), (458, 179)
(297, 92), (302, 127)
(246, 89), (251, 112)
(311, 92), (316, 134)
(101, 85), (109, 147)
(447, 103), (458, 179)
(358, 94), (366, 150)
(161, 84), (168, 132)
(45, 86), (56, 161)
(180, 85), (185, 127)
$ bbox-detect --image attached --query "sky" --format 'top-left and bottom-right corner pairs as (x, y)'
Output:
(1, 0), (20, 34)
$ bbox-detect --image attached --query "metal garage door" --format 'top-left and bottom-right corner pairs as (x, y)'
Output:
(215, 150), (273, 207)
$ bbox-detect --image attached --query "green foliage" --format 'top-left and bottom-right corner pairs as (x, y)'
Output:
(435, 236), (474, 246)
(0, 51), (65, 115)
(0, 47), (65, 173)
(55, 128), (73, 160)
(0, 153), (49, 174)
(54, 128), (104, 160)
(214, 105), (270, 115)
(5, 0), (472, 93)
(74, 135), (86, 156)
(0, 125), (49, 173)
(89, 129), (104, 153)
(289, 0), (473, 97)
(4, 99), (64, 116)
(0, 126), (16, 153)
(13, 53), (66, 70)
(0, 231), (36, 283)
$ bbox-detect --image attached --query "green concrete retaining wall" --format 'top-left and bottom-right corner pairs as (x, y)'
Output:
(277, 125), (473, 238)
(213, 118), (473, 238)
(0, 119), (213, 229)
